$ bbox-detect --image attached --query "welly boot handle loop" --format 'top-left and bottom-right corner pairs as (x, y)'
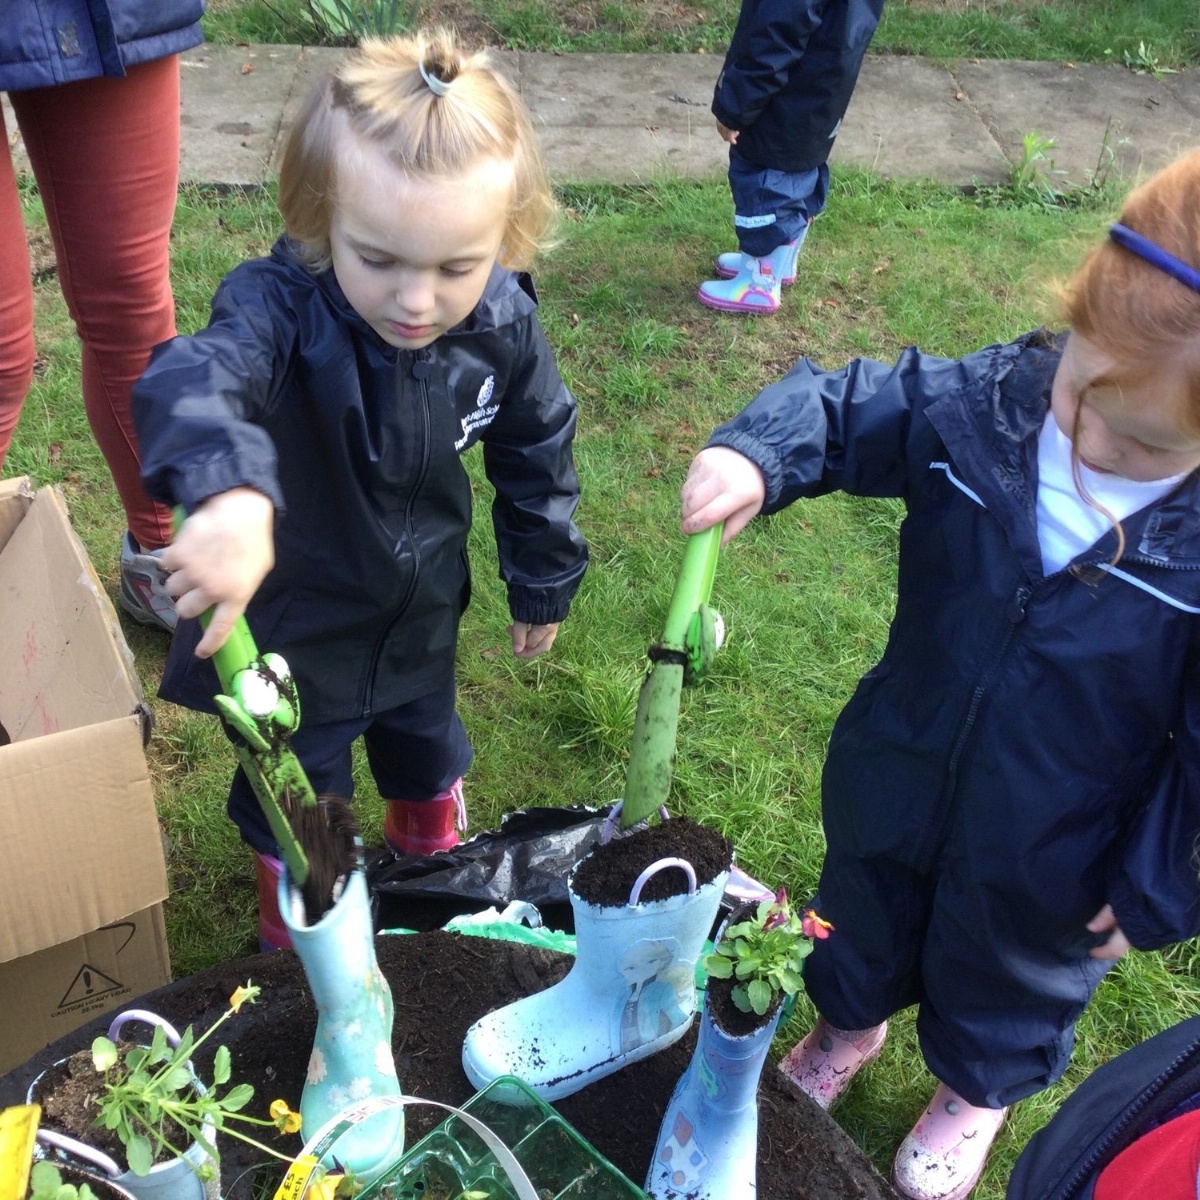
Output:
(629, 857), (697, 905)
(35, 1129), (123, 1179)
(107, 1009), (184, 1047)
(600, 798), (670, 845)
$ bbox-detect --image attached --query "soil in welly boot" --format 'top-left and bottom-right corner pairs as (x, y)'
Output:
(571, 818), (733, 905)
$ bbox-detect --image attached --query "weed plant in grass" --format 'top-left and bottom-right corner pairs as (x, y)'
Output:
(10, 170), (1200, 1200)
(201, 0), (1200, 67)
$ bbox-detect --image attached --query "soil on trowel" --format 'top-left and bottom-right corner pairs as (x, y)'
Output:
(572, 818), (734, 905)
(6, 933), (895, 1200)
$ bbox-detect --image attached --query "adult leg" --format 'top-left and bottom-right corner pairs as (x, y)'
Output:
(0, 106), (36, 467)
(12, 58), (180, 551)
(364, 682), (474, 855)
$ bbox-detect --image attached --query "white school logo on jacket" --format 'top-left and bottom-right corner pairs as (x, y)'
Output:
(455, 374), (499, 450)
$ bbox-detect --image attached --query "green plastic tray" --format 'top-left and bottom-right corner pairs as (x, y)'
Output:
(363, 1076), (648, 1200)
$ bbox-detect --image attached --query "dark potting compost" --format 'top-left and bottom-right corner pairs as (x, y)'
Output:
(5, 933), (895, 1200)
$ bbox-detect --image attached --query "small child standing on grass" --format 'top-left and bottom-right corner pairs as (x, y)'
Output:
(698, 0), (883, 315)
(132, 29), (588, 951)
(680, 149), (1200, 1200)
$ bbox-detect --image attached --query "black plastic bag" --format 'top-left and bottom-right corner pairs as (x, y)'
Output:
(368, 805), (617, 934)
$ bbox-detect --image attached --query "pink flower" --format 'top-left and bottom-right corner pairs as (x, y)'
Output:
(801, 908), (834, 940)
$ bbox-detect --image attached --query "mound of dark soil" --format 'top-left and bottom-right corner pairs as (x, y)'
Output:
(2, 932), (894, 1200)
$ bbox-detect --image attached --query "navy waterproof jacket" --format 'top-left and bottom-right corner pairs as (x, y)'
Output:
(1006, 1015), (1200, 1200)
(708, 330), (1200, 955)
(711, 0), (883, 173)
(0, 1), (204, 92)
(133, 238), (588, 725)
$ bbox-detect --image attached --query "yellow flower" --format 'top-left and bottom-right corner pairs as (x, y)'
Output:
(229, 982), (262, 1013)
(269, 1099), (303, 1134)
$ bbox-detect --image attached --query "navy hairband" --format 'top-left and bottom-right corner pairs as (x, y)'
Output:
(1109, 222), (1200, 294)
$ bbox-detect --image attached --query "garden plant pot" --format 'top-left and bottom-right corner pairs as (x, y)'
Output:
(29, 1011), (219, 1200)
(462, 823), (732, 1100)
(645, 986), (784, 1199)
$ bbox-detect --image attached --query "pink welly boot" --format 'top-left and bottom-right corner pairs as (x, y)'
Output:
(891, 1083), (1006, 1200)
(778, 1016), (887, 1109)
(713, 224), (808, 284)
(255, 853), (292, 952)
(383, 778), (466, 855)
(697, 246), (786, 314)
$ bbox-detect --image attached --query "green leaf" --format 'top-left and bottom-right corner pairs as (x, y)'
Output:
(705, 955), (733, 979)
(214, 1044), (232, 1085)
(223, 1082), (255, 1111)
(126, 1134), (154, 1176)
(165, 1065), (194, 1092)
(747, 978), (773, 1015)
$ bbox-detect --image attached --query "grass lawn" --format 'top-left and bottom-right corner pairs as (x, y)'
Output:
(201, 0), (1200, 68)
(11, 161), (1200, 1198)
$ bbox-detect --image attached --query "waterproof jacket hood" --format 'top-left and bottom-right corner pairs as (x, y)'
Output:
(134, 238), (588, 723)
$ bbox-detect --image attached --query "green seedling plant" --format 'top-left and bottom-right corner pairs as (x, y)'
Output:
(89, 983), (326, 1184)
(28, 1162), (98, 1200)
(705, 888), (831, 1017)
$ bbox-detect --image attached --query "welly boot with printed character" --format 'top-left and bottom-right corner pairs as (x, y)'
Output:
(280, 866), (405, 1183)
(645, 991), (784, 1199)
(462, 854), (730, 1102)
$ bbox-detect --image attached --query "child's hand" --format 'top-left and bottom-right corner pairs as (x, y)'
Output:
(1086, 904), (1131, 960)
(509, 621), (559, 659)
(680, 447), (765, 545)
(716, 120), (739, 146)
(162, 487), (275, 658)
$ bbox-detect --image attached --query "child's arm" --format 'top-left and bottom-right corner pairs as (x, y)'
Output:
(163, 488), (275, 658)
(680, 446), (766, 545)
(712, 0), (823, 134)
(483, 316), (588, 658)
(1103, 670), (1200, 952)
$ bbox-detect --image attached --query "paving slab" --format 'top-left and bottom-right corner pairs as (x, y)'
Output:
(835, 54), (1007, 186)
(180, 43), (301, 187)
(950, 59), (1200, 190)
(1163, 68), (1200, 122)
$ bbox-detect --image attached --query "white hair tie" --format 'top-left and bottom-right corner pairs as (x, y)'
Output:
(419, 60), (451, 97)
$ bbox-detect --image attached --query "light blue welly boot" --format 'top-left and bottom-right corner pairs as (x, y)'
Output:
(713, 221), (810, 285)
(698, 239), (796, 315)
(645, 993), (784, 1199)
(280, 867), (405, 1183)
(462, 855), (730, 1102)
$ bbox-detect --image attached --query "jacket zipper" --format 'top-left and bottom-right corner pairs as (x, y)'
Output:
(928, 582), (1032, 862)
(358, 355), (432, 718)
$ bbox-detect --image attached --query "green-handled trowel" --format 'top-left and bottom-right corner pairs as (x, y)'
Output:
(619, 523), (725, 828)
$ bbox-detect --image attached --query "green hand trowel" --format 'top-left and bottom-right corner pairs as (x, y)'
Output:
(619, 523), (725, 828)
(173, 509), (356, 919)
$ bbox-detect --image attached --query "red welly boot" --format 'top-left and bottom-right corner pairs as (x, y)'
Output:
(383, 778), (466, 855)
(255, 852), (292, 952)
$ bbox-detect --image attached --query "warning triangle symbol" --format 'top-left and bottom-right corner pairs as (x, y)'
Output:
(59, 963), (124, 1008)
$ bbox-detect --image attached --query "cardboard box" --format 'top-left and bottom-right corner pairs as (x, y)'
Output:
(0, 478), (170, 1074)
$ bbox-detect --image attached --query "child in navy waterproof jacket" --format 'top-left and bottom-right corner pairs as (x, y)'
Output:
(1006, 1014), (1200, 1200)
(132, 30), (588, 952)
(698, 0), (883, 315)
(680, 149), (1200, 1200)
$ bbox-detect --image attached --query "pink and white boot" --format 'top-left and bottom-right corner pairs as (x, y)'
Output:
(778, 1017), (887, 1110)
(891, 1082), (1006, 1200)
(712, 222), (809, 285)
